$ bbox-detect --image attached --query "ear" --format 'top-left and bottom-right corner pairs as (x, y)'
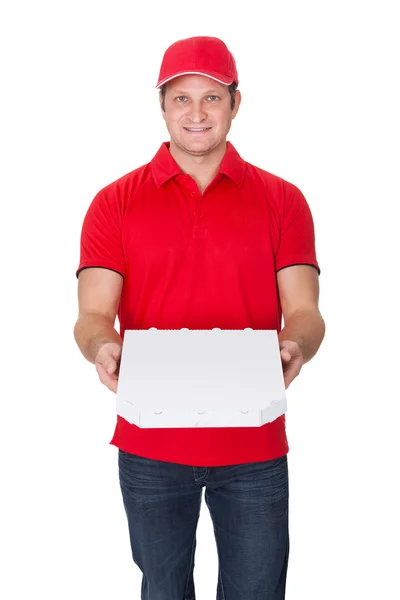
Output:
(232, 89), (242, 120)
(159, 91), (166, 120)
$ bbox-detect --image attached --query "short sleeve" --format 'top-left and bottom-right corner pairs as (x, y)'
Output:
(275, 184), (320, 275)
(76, 188), (126, 278)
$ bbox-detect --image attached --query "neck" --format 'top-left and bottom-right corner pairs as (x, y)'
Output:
(168, 139), (227, 193)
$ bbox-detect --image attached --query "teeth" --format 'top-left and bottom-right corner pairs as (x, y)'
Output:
(186, 128), (209, 131)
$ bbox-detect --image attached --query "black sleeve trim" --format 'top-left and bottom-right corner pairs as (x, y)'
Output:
(76, 266), (125, 279)
(276, 263), (321, 275)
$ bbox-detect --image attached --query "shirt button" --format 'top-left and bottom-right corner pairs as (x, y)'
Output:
(190, 191), (196, 197)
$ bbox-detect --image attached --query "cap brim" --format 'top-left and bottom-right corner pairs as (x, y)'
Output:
(156, 71), (233, 88)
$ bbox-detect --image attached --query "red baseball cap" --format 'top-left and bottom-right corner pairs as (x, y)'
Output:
(155, 36), (239, 88)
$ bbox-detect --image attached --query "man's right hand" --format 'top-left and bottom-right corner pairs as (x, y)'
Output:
(95, 342), (122, 394)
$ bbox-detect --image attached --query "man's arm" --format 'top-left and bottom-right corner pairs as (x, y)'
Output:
(74, 267), (123, 362)
(74, 268), (124, 392)
(276, 265), (325, 386)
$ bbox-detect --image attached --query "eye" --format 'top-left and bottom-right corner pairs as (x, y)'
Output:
(175, 96), (187, 102)
(207, 96), (220, 101)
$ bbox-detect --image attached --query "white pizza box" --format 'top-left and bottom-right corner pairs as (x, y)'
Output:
(116, 328), (286, 428)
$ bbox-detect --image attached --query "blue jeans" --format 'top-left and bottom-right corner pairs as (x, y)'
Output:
(118, 450), (289, 600)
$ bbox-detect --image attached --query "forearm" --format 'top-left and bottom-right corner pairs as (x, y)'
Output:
(73, 313), (122, 364)
(278, 309), (325, 363)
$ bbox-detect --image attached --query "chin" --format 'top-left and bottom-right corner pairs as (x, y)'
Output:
(186, 143), (216, 155)
(174, 136), (211, 152)
(185, 134), (222, 149)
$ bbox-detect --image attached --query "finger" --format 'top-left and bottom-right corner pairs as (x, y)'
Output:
(105, 359), (117, 374)
(284, 370), (293, 389)
(104, 368), (118, 382)
(112, 347), (122, 361)
(283, 362), (302, 388)
(109, 379), (118, 394)
(96, 362), (119, 385)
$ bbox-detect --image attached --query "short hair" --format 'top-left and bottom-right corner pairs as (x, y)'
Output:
(159, 82), (238, 112)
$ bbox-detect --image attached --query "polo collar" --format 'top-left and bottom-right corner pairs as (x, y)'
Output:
(151, 141), (247, 189)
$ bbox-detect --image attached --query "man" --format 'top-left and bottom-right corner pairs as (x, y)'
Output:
(74, 36), (325, 600)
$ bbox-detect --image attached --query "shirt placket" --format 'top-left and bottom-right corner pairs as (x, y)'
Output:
(181, 175), (208, 239)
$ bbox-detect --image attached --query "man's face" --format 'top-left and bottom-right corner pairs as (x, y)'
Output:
(160, 74), (241, 157)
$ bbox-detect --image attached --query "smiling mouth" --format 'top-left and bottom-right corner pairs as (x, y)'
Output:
(184, 127), (212, 133)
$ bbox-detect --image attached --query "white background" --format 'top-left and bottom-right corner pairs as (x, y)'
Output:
(1, 0), (399, 598)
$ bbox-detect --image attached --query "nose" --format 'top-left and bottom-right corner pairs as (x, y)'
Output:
(187, 101), (207, 123)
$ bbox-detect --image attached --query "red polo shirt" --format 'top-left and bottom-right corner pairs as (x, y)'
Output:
(77, 141), (320, 466)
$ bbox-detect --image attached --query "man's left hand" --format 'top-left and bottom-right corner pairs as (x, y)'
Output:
(279, 340), (304, 389)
